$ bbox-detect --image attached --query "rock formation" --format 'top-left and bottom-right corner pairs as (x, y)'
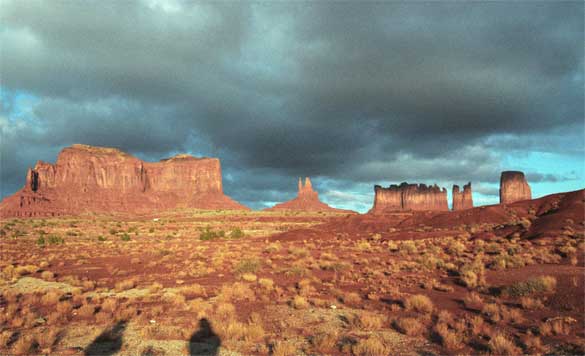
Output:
(500, 171), (531, 204)
(0, 144), (248, 217)
(371, 183), (448, 213)
(266, 177), (353, 213)
(452, 182), (473, 210)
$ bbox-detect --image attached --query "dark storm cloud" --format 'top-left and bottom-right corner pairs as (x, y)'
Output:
(1, 1), (583, 207)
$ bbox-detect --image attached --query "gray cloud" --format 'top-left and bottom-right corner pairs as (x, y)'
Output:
(0, 1), (583, 210)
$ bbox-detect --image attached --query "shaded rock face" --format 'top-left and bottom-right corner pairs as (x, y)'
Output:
(371, 183), (448, 213)
(452, 182), (473, 211)
(266, 177), (353, 213)
(0, 144), (248, 217)
(500, 171), (531, 204)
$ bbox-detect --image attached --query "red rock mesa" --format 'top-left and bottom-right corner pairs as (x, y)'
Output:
(452, 182), (473, 210)
(500, 171), (532, 204)
(371, 183), (449, 213)
(0, 144), (248, 217)
(266, 177), (353, 213)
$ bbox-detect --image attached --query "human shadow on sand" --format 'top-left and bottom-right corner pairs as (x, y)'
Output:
(84, 320), (127, 356)
(188, 318), (221, 356)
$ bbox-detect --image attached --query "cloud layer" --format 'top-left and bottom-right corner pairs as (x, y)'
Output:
(1, 1), (583, 211)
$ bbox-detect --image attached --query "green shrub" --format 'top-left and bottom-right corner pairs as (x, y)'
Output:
(503, 276), (557, 297)
(97, 235), (107, 242)
(47, 234), (64, 245)
(235, 258), (261, 274)
(229, 228), (245, 239)
(36, 236), (46, 246)
(120, 233), (131, 241)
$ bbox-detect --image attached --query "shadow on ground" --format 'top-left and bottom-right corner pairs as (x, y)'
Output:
(84, 320), (127, 356)
(189, 318), (221, 356)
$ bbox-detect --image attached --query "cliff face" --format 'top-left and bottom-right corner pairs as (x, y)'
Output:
(0, 144), (248, 217)
(452, 182), (473, 210)
(266, 177), (353, 213)
(500, 171), (531, 204)
(371, 182), (448, 213)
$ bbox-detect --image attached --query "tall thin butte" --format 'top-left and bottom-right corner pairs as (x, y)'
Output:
(0, 144), (249, 217)
(265, 177), (354, 213)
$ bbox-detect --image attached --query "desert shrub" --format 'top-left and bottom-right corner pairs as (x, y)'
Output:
(289, 247), (310, 258)
(342, 292), (361, 306)
(520, 297), (544, 310)
(311, 331), (339, 353)
(120, 233), (131, 241)
(179, 284), (206, 299)
(539, 317), (575, 336)
(434, 322), (463, 351)
(488, 334), (521, 355)
(503, 276), (556, 297)
(97, 235), (107, 241)
(446, 240), (466, 256)
(463, 292), (484, 310)
(78, 304), (96, 318)
(488, 253), (525, 270)
(352, 335), (390, 356)
(459, 258), (486, 289)
(258, 278), (274, 290)
(41, 290), (62, 306)
(229, 228), (245, 239)
(291, 295), (309, 309)
(115, 279), (136, 291)
(41, 271), (55, 281)
(394, 317), (424, 336)
(272, 340), (296, 356)
(234, 258), (261, 274)
(219, 282), (255, 301)
(47, 234), (64, 245)
(199, 227), (225, 241)
(404, 294), (434, 313)
(399, 241), (417, 254)
(353, 312), (385, 330)
(241, 273), (257, 282)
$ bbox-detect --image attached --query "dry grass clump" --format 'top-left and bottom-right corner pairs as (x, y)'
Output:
(352, 335), (390, 356)
(219, 282), (255, 302)
(272, 340), (297, 356)
(341, 291), (361, 306)
(404, 294), (434, 313)
(0, 330), (13, 347)
(101, 298), (118, 313)
(394, 317), (424, 336)
(258, 278), (274, 290)
(434, 322), (463, 351)
(77, 304), (96, 318)
(115, 278), (137, 291)
(41, 289), (62, 306)
(215, 302), (236, 321)
(463, 292), (484, 310)
(352, 311), (385, 330)
(179, 284), (206, 299)
(234, 258), (261, 274)
(240, 273), (257, 282)
(311, 331), (339, 354)
(35, 327), (61, 350)
(488, 334), (521, 355)
(291, 295), (309, 309)
(41, 270), (55, 281)
(12, 334), (34, 355)
(539, 317), (575, 336)
(519, 297), (544, 310)
(162, 292), (186, 306)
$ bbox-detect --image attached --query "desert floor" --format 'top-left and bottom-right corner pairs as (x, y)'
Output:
(0, 196), (583, 355)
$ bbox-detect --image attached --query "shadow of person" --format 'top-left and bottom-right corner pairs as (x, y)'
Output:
(188, 318), (221, 356)
(84, 320), (127, 356)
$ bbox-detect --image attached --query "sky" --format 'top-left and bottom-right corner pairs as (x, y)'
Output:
(0, 1), (583, 213)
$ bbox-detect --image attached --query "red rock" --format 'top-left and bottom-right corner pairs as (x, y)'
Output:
(265, 177), (354, 213)
(0, 144), (248, 217)
(500, 171), (531, 204)
(452, 182), (473, 210)
(370, 182), (448, 213)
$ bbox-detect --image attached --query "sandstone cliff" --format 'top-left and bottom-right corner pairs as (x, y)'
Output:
(0, 144), (248, 217)
(265, 177), (353, 213)
(452, 182), (473, 210)
(371, 182), (448, 213)
(500, 171), (531, 204)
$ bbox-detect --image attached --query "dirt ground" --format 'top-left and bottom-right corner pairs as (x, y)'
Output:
(0, 190), (583, 355)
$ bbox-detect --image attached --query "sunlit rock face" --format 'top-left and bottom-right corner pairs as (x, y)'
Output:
(499, 171), (532, 204)
(371, 182), (448, 213)
(452, 182), (473, 211)
(0, 144), (248, 217)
